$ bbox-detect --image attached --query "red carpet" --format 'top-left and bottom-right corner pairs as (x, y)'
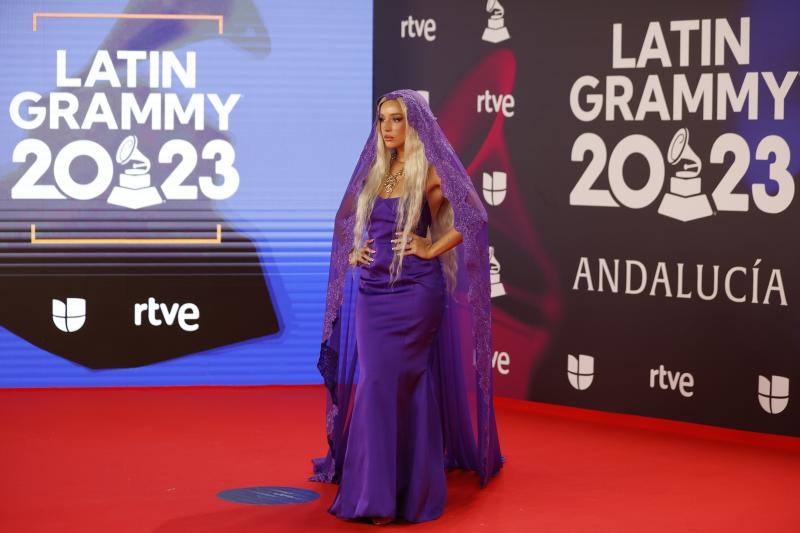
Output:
(1, 385), (798, 532)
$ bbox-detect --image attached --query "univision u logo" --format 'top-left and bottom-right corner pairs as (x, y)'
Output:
(758, 375), (789, 414)
(52, 298), (86, 333)
(482, 171), (507, 206)
(567, 354), (594, 390)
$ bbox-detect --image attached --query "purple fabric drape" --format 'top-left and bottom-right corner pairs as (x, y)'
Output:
(311, 89), (502, 487)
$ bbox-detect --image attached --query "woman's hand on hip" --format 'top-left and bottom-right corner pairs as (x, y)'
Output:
(392, 232), (433, 260)
(349, 239), (375, 266)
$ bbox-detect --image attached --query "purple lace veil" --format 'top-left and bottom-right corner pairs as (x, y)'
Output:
(311, 89), (502, 487)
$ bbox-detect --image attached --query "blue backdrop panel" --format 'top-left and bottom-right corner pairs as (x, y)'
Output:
(0, 0), (371, 386)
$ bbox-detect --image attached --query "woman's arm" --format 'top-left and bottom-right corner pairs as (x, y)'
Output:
(425, 164), (446, 220)
(425, 164), (462, 258)
(425, 226), (462, 259)
(393, 165), (463, 260)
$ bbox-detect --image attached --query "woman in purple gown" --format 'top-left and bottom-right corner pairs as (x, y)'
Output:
(311, 90), (502, 524)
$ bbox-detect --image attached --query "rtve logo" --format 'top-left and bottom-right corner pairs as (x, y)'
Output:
(567, 354), (594, 390)
(134, 297), (200, 332)
(650, 364), (694, 397)
(400, 15), (436, 41)
(492, 350), (510, 375)
(477, 90), (515, 117)
(52, 298), (86, 333)
(758, 375), (789, 414)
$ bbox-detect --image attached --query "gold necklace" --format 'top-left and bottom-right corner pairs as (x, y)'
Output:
(382, 155), (404, 196)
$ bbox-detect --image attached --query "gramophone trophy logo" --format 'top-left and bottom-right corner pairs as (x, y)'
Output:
(108, 134), (163, 209)
(657, 128), (712, 222)
(482, 0), (510, 44)
(489, 245), (506, 298)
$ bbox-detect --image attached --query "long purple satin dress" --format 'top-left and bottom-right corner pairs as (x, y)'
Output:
(329, 195), (447, 522)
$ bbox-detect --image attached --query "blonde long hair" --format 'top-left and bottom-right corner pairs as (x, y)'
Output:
(351, 96), (457, 291)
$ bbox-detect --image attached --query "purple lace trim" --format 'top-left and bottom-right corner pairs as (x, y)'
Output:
(316, 341), (339, 404)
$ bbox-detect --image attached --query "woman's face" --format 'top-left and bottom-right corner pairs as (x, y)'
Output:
(378, 99), (406, 151)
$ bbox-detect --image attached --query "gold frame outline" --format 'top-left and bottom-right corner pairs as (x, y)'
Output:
(33, 12), (224, 34)
(31, 224), (223, 245)
(28, 11), (227, 247)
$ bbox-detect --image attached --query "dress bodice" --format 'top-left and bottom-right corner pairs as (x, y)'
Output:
(367, 196), (432, 241)
(359, 196), (442, 291)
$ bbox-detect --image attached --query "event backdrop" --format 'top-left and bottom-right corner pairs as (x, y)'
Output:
(0, 0), (371, 386)
(2, 0), (797, 439)
(374, 0), (799, 436)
